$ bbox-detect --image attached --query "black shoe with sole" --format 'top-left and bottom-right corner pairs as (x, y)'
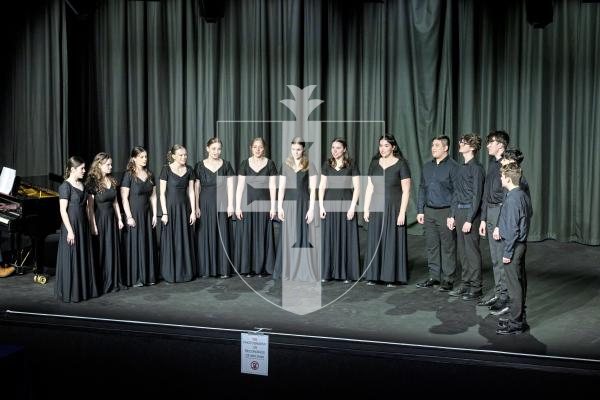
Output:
(478, 295), (498, 307)
(416, 278), (440, 288)
(438, 282), (453, 292)
(489, 302), (510, 316)
(462, 290), (483, 301)
(448, 287), (468, 297)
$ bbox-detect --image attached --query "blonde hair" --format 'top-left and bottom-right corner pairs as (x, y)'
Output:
(501, 163), (522, 185)
(166, 144), (186, 163)
(285, 137), (309, 171)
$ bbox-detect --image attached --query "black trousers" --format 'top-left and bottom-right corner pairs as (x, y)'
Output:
(456, 208), (482, 291)
(486, 206), (509, 302)
(504, 241), (527, 329)
(424, 206), (456, 284)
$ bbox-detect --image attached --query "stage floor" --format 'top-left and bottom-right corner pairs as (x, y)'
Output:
(1, 234), (599, 362)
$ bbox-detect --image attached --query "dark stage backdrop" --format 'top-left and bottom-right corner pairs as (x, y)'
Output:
(1, 0), (599, 244)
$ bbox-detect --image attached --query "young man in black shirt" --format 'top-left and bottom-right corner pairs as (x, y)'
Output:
(416, 136), (458, 291)
(493, 163), (532, 334)
(448, 134), (485, 301)
(478, 130), (511, 314)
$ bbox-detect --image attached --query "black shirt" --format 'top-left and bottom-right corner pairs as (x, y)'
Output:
(503, 175), (533, 217)
(451, 157), (485, 222)
(481, 157), (504, 221)
(497, 188), (532, 259)
(417, 155), (458, 213)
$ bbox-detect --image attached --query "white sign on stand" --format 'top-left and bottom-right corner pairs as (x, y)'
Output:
(241, 332), (269, 376)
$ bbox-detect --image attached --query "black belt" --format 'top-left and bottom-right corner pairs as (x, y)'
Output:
(488, 202), (503, 208)
(425, 205), (450, 210)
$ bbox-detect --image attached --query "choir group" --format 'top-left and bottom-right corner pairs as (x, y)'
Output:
(55, 132), (531, 335)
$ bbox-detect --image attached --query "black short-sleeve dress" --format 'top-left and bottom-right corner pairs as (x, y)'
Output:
(195, 160), (235, 277)
(159, 165), (197, 283)
(364, 158), (411, 284)
(55, 181), (98, 302)
(234, 159), (277, 276)
(273, 162), (319, 281)
(320, 160), (361, 281)
(121, 171), (158, 286)
(88, 184), (121, 294)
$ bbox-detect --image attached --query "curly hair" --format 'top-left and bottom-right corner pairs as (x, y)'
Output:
(85, 152), (117, 193)
(460, 133), (482, 155)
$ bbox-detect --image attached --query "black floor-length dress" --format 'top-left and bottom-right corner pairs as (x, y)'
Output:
(160, 165), (196, 283)
(55, 182), (98, 302)
(364, 158), (411, 284)
(235, 159), (277, 276)
(273, 162), (319, 281)
(121, 171), (158, 286)
(89, 185), (121, 294)
(320, 161), (361, 281)
(195, 160), (235, 277)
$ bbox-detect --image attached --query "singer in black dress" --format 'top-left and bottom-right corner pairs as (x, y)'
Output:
(159, 145), (197, 283)
(195, 138), (235, 278)
(121, 146), (158, 287)
(86, 153), (123, 294)
(363, 135), (412, 287)
(319, 138), (361, 283)
(273, 138), (319, 281)
(235, 138), (277, 277)
(55, 157), (98, 302)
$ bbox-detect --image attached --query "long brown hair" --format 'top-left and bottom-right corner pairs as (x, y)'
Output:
(63, 156), (85, 179)
(126, 146), (154, 184)
(85, 152), (117, 193)
(285, 137), (309, 171)
(328, 137), (351, 169)
(249, 137), (268, 157)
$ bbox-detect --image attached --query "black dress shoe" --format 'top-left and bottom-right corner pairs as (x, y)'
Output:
(489, 302), (510, 316)
(496, 325), (527, 335)
(477, 295), (498, 307)
(448, 287), (468, 297)
(461, 290), (483, 301)
(416, 278), (440, 288)
(438, 282), (453, 292)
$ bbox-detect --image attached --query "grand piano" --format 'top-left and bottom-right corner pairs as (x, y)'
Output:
(0, 174), (61, 283)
